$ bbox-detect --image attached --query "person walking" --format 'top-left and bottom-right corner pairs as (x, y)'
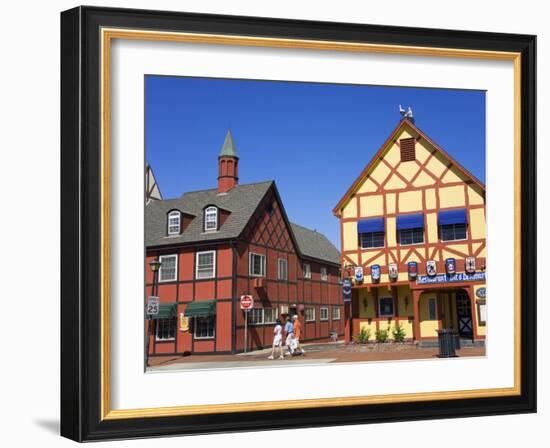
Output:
(284, 316), (295, 357)
(292, 314), (305, 355)
(268, 319), (284, 360)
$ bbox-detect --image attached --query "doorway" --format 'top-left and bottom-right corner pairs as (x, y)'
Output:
(455, 291), (473, 337)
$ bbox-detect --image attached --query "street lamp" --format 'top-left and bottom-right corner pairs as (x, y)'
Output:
(145, 258), (162, 368)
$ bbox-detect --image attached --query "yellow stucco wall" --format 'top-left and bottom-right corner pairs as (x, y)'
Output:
(419, 292), (439, 338)
(360, 195), (383, 217)
(439, 185), (465, 208)
(342, 197), (357, 218)
(398, 190), (423, 212)
(469, 208), (486, 240)
(343, 222), (358, 251)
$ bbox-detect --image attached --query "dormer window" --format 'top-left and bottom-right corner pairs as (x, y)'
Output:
(167, 210), (181, 235)
(204, 206), (218, 232)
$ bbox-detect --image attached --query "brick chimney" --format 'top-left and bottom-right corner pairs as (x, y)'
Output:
(218, 130), (239, 193)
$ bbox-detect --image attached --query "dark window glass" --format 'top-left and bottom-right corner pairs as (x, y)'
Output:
(360, 231), (385, 248)
(194, 316), (215, 338)
(155, 318), (176, 340)
(379, 298), (394, 317)
(440, 223), (467, 241)
(398, 228), (424, 245)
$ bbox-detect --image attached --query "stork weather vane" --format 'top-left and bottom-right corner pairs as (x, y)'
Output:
(399, 104), (414, 122)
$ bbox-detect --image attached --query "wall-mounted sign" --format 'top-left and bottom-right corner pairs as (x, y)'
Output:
(371, 264), (381, 282)
(354, 266), (364, 283)
(342, 278), (352, 302)
(465, 257), (476, 274)
(445, 258), (456, 275)
(407, 261), (418, 279)
(416, 271), (486, 285)
(240, 295), (254, 310)
(426, 260), (437, 277)
(476, 287), (486, 298)
(179, 313), (189, 332)
(146, 296), (160, 316)
(388, 263), (398, 280)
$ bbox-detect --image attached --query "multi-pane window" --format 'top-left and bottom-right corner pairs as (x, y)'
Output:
(155, 318), (176, 341)
(378, 297), (395, 317)
(196, 251), (215, 279)
(320, 307), (329, 321)
(428, 298), (438, 320)
(320, 266), (328, 282)
(398, 228), (424, 245)
(194, 316), (215, 339)
(264, 308), (278, 324)
(167, 210), (181, 235)
(303, 263), (311, 279)
(249, 253), (266, 277)
(159, 255), (177, 282)
(440, 223), (467, 241)
(278, 258), (288, 280)
(332, 307), (341, 320)
(204, 206), (218, 231)
(248, 308), (264, 325)
(305, 307), (315, 322)
(360, 231), (385, 249)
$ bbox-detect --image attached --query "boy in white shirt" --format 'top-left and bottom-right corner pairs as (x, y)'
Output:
(268, 319), (284, 360)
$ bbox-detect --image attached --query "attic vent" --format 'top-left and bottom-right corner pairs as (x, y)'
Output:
(400, 138), (416, 162)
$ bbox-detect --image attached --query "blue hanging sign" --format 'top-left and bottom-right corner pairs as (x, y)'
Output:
(354, 266), (364, 283)
(426, 260), (437, 277)
(476, 287), (486, 298)
(342, 278), (352, 302)
(407, 261), (418, 279)
(445, 258), (456, 275)
(465, 257), (476, 274)
(416, 271), (486, 285)
(371, 264), (381, 282)
(388, 263), (398, 280)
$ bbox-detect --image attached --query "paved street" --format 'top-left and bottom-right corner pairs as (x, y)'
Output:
(147, 341), (485, 372)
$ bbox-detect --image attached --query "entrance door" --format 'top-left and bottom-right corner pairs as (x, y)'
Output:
(455, 291), (473, 337)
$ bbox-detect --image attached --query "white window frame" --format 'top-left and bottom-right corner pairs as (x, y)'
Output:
(303, 263), (311, 279)
(167, 210), (181, 235)
(278, 258), (288, 280)
(359, 231), (385, 249)
(378, 297), (395, 317)
(249, 252), (266, 277)
(320, 307), (329, 321)
(195, 250), (216, 279)
(204, 206), (218, 232)
(398, 227), (425, 246)
(320, 266), (328, 282)
(428, 297), (438, 320)
(155, 318), (176, 341)
(158, 254), (178, 282)
(264, 307), (278, 324)
(193, 316), (215, 339)
(305, 307), (315, 322)
(332, 306), (341, 320)
(248, 308), (264, 326)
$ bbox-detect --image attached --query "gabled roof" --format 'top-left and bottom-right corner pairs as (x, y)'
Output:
(145, 180), (340, 265)
(332, 118), (486, 216)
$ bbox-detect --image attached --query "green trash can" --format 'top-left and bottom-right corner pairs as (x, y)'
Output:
(437, 329), (458, 358)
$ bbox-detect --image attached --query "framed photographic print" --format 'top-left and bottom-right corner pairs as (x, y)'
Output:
(60, 6), (536, 441)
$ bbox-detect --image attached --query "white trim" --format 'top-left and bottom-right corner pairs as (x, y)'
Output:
(303, 262), (311, 279)
(332, 306), (341, 320)
(249, 252), (266, 277)
(320, 266), (328, 282)
(195, 250), (216, 279)
(305, 306), (315, 322)
(378, 297), (395, 317)
(193, 315), (216, 339)
(204, 206), (218, 232)
(278, 258), (288, 280)
(158, 254), (178, 282)
(167, 210), (181, 235)
(320, 307), (329, 321)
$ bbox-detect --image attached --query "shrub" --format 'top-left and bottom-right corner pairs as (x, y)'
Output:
(392, 323), (406, 342)
(375, 328), (389, 343)
(354, 326), (371, 344)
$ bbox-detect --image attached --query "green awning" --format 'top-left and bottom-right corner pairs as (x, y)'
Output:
(150, 303), (177, 320)
(184, 300), (216, 317)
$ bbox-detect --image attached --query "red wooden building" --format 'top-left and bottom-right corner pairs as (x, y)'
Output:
(145, 131), (342, 356)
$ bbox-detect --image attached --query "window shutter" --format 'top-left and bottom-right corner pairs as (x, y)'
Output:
(400, 138), (416, 162)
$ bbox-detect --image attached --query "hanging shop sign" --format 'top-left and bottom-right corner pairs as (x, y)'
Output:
(371, 264), (381, 282)
(426, 260), (437, 277)
(445, 258), (456, 275)
(476, 287), (486, 298)
(179, 313), (189, 332)
(465, 257), (476, 274)
(342, 278), (352, 302)
(354, 266), (364, 283)
(416, 271), (486, 285)
(388, 263), (398, 280)
(407, 261), (418, 279)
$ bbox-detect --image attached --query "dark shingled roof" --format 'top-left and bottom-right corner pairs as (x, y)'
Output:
(145, 180), (340, 265)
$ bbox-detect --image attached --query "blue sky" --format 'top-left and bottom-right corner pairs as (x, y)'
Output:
(146, 76), (485, 248)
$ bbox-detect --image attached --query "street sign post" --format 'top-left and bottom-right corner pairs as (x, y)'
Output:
(240, 295), (254, 353)
(146, 296), (160, 315)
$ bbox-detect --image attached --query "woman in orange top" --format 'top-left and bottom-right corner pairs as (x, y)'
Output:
(292, 315), (305, 355)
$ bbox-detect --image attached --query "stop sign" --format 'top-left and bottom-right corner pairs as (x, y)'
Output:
(240, 295), (254, 310)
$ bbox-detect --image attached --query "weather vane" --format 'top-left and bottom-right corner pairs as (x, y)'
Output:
(399, 104), (414, 122)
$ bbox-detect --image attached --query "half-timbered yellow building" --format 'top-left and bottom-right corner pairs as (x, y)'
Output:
(333, 117), (486, 346)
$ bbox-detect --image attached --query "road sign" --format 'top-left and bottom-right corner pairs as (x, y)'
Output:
(240, 295), (254, 310)
(146, 296), (160, 316)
